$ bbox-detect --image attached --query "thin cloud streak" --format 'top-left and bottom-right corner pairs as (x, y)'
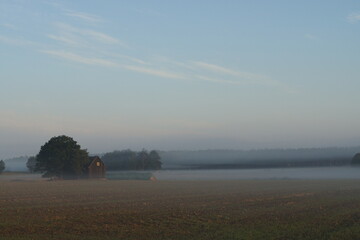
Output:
(347, 13), (360, 23)
(42, 8), (289, 90)
(54, 22), (126, 46)
(123, 56), (149, 65)
(44, 12), (291, 90)
(192, 61), (277, 85)
(96, 51), (150, 65)
(0, 35), (36, 46)
(123, 65), (185, 79)
(193, 61), (244, 76)
(191, 61), (295, 93)
(47, 34), (79, 45)
(84, 29), (120, 45)
(42, 49), (292, 90)
(65, 10), (103, 23)
(44, 2), (102, 23)
(42, 50), (184, 79)
(43, 50), (118, 67)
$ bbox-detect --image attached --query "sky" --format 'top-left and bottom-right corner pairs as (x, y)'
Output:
(1, 0), (360, 159)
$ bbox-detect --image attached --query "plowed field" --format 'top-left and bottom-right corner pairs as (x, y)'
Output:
(1, 178), (360, 239)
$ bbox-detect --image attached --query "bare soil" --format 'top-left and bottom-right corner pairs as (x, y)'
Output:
(1, 177), (360, 239)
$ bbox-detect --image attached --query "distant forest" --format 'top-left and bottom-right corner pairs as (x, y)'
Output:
(159, 147), (360, 169)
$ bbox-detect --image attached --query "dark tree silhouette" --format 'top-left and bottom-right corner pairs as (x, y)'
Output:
(26, 156), (37, 173)
(35, 135), (89, 178)
(352, 153), (360, 165)
(136, 149), (149, 170)
(102, 149), (162, 170)
(0, 160), (5, 173)
(147, 150), (162, 170)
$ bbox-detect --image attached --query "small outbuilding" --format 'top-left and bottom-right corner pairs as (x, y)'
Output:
(84, 156), (106, 179)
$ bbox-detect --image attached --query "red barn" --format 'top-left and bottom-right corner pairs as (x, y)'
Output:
(85, 156), (106, 179)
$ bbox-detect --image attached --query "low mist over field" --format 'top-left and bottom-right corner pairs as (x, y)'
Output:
(160, 147), (360, 169)
(3, 156), (28, 172)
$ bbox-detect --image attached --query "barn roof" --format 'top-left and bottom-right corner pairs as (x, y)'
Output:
(84, 156), (102, 168)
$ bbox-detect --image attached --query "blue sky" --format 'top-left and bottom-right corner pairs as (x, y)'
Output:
(1, 0), (360, 158)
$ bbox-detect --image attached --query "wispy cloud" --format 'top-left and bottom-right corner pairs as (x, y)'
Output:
(193, 61), (242, 76)
(35, 3), (291, 91)
(192, 61), (276, 85)
(54, 22), (126, 46)
(65, 10), (102, 23)
(0, 35), (35, 46)
(83, 29), (120, 44)
(347, 12), (360, 23)
(123, 65), (185, 79)
(42, 50), (184, 79)
(103, 52), (149, 65)
(124, 56), (148, 65)
(42, 50), (118, 67)
(44, 1), (102, 23)
(47, 34), (80, 45)
(42, 48), (293, 91)
(189, 61), (295, 92)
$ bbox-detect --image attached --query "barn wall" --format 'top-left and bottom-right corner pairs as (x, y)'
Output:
(87, 158), (106, 178)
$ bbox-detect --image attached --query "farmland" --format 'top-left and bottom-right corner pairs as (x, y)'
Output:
(1, 178), (360, 240)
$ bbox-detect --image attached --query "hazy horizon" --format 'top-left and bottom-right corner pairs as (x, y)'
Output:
(2, 140), (360, 161)
(1, 1), (360, 159)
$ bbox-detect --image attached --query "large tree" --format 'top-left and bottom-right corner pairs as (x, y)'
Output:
(35, 135), (89, 178)
(0, 160), (5, 173)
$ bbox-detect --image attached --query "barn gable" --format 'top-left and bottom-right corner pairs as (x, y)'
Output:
(85, 156), (106, 178)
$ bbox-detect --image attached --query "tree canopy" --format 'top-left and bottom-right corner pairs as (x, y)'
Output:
(26, 156), (37, 173)
(35, 135), (89, 178)
(0, 160), (5, 173)
(351, 153), (360, 165)
(148, 150), (162, 170)
(102, 149), (162, 170)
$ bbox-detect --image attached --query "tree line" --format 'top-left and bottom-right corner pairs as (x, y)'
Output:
(101, 149), (162, 171)
(27, 149), (162, 173)
(0, 160), (5, 173)
(25, 135), (162, 178)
